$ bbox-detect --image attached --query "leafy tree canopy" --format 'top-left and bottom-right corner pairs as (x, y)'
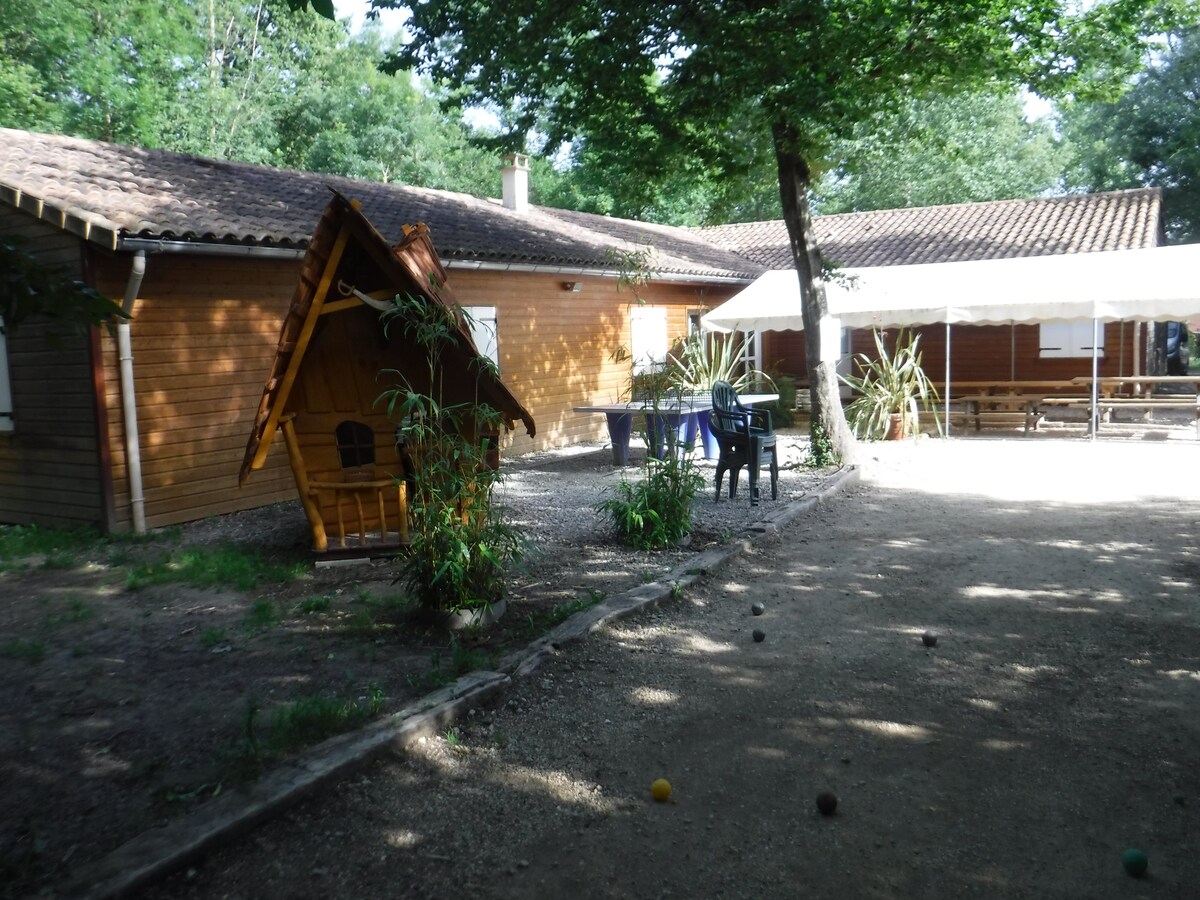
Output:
(814, 90), (1070, 214)
(1060, 26), (1200, 243)
(0, 0), (500, 194)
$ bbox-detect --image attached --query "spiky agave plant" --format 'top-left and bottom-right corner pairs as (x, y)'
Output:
(840, 328), (941, 440)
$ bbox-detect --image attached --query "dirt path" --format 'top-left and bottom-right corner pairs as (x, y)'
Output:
(146, 438), (1200, 899)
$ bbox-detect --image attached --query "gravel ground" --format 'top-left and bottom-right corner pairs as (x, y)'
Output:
(143, 435), (1200, 899)
(2, 428), (837, 900)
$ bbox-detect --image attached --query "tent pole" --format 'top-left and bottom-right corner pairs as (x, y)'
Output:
(1011, 323), (1016, 381)
(1090, 317), (1100, 442)
(945, 320), (952, 438)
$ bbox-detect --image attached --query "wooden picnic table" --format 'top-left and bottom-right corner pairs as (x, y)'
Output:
(950, 380), (1079, 395)
(938, 377), (1200, 436)
(949, 393), (1044, 434)
(1049, 376), (1200, 435)
(1070, 375), (1200, 397)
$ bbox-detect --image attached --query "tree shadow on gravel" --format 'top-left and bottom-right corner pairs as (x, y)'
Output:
(142, 478), (1200, 899)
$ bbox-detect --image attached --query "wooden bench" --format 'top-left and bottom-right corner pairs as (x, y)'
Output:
(949, 394), (1042, 434)
(1040, 394), (1200, 436)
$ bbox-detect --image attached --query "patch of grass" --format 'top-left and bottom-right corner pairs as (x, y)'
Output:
(341, 609), (379, 639)
(40, 550), (77, 571)
(639, 571), (656, 584)
(266, 691), (379, 756)
(43, 595), (94, 630)
(242, 600), (279, 634)
(109, 525), (182, 546)
(294, 595), (332, 615)
(0, 523), (102, 561)
(512, 593), (604, 642)
(407, 650), (454, 690)
(443, 725), (462, 747)
(2, 638), (46, 664)
(449, 636), (497, 675)
(211, 699), (265, 784)
(104, 545), (137, 568)
(125, 544), (307, 592)
(200, 627), (227, 649)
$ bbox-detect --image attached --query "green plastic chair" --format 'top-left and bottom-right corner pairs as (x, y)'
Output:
(709, 381), (778, 505)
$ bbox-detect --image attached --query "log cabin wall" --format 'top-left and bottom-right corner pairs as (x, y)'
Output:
(88, 251), (297, 532)
(446, 270), (739, 455)
(764, 321), (1144, 387)
(5, 232), (735, 532)
(850, 323), (1141, 384)
(0, 207), (105, 527)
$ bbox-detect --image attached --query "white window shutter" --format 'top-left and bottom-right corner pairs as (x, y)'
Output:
(462, 306), (499, 373)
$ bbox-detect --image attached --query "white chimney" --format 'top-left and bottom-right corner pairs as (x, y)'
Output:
(501, 153), (530, 212)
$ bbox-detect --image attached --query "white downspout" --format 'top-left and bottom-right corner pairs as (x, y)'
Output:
(119, 251), (147, 533)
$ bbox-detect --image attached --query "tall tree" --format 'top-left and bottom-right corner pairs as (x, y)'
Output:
(1061, 27), (1200, 243)
(539, 89), (1069, 226)
(0, 0), (197, 144)
(286, 0), (1191, 460)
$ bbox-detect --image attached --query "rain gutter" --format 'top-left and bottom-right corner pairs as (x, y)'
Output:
(117, 238), (754, 286)
(118, 251), (147, 533)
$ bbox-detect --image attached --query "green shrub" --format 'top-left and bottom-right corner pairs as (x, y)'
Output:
(598, 379), (705, 550)
(378, 294), (526, 615)
(840, 328), (941, 440)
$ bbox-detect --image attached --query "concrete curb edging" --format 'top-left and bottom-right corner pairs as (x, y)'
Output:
(66, 464), (860, 900)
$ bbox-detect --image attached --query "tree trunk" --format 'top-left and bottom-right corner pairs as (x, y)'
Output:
(772, 121), (858, 463)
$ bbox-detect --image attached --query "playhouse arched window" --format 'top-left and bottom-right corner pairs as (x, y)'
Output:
(335, 420), (375, 469)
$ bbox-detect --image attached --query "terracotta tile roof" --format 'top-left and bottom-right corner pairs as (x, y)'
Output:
(699, 189), (1165, 269)
(1, 128), (1165, 281)
(0, 128), (760, 281)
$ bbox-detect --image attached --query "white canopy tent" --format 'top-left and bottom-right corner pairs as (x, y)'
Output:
(702, 244), (1200, 334)
(700, 244), (1200, 437)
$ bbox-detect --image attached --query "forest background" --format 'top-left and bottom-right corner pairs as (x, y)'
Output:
(2, 1), (1196, 242)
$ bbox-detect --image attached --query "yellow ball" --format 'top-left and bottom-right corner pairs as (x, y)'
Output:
(651, 778), (672, 802)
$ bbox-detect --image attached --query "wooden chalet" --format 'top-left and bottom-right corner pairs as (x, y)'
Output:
(0, 125), (1174, 534)
(0, 129), (752, 533)
(239, 193), (535, 553)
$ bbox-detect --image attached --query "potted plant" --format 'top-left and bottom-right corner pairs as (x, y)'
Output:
(840, 328), (941, 440)
(667, 331), (775, 458)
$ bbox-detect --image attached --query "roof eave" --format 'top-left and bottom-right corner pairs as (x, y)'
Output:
(2, 186), (120, 251)
(117, 236), (755, 283)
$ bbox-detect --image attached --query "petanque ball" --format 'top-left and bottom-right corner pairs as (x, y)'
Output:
(1121, 848), (1148, 877)
(751, 601), (766, 616)
(752, 629), (766, 643)
(816, 791), (838, 816)
(922, 631), (938, 648)
(651, 778), (672, 802)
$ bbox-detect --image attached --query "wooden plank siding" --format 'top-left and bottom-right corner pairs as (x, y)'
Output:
(4, 228), (738, 532)
(89, 253), (297, 531)
(0, 207), (105, 527)
(764, 321), (1147, 388)
(447, 271), (739, 455)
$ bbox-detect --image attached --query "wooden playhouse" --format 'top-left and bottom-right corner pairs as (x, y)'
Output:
(239, 192), (535, 554)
